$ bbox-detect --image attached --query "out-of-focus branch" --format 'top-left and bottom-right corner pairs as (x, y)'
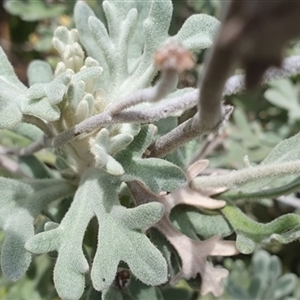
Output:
(194, 0), (300, 132)
(149, 0), (300, 159)
(224, 54), (300, 96)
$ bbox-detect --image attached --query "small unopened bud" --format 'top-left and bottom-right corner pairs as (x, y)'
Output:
(154, 42), (195, 73)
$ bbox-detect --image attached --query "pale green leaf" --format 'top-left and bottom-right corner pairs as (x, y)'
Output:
(265, 79), (300, 122)
(171, 207), (233, 240)
(88, 168), (168, 290)
(27, 60), (54, 86)
(273, 274), (298, 299)
(4, 0), (66, 21)
(21, 97), (60, 122)
(26, 168), (167, 300)
(0, 178), (75, 281)
(173, 14), (220, 52)
(0, 46), (27, 91)
(115, 125), (186, 193)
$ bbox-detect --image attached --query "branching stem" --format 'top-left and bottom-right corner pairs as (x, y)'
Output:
(107, 69), (178, 115)
(5, 54), (300, 156)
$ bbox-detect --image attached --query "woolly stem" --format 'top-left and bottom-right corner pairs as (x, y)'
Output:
(0, 139), (46, 156)
(107, 69), (178, 115)
(149, 105), (233, 158)
(190, 160), (300, 190)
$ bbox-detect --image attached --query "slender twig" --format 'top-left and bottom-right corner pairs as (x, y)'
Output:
(189, 132), (227, 165)
(0, 138), (46, 156)
(117, 89), (198, 122)
(190, 160), (300, 190)
(107, 69), (178, 115)
(22, 115), (54, 137)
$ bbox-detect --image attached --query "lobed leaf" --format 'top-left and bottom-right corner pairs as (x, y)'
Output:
(0, 47), (28, 128)
(88, 168), (168, 291)
(119, 0), (173, 95)
(26, 168), (167, 299)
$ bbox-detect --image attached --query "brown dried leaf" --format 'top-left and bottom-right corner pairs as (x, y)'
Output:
(155, 217), (238, 297)
(127, 160), (238, 297)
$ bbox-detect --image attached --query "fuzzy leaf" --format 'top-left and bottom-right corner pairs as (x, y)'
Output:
(99, 3), (138, 85)
(173, 14), (220, 52)
(74, 1), (104, 63)
(0, 46), (27, 92)
(25, 180), (94, 300)
(104, 0), (152, 62)
(27, 60), (54, 86)
(115, 125), (186, 193)
(21, 97), (61, 122)
(122, 0), (173, 93)
(72, 66), (103, 84)
(0, 81), (24, 128)
(90, 127), (135, 175)
(0, 47), (27, 128)
(26, 168), (167, 299)
(88, 168), (168, 290)
(222, 202), (300, 254)
(4, 0), (66, 21)
(74, 1), (110, 87)
(265, 79), (300, 123)
(273, 274), (298, 299)
(27, 70), (72, 105)
(0, 178), (75, 281)
(171, 207), (233, 240)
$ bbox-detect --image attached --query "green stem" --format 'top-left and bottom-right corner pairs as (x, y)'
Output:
(222, 201), (300, 238)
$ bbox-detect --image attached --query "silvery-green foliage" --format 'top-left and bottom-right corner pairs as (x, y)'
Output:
(0, 0), (222, 299)
(74, 0), (219, 99)
(224, 250), (299, 300)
